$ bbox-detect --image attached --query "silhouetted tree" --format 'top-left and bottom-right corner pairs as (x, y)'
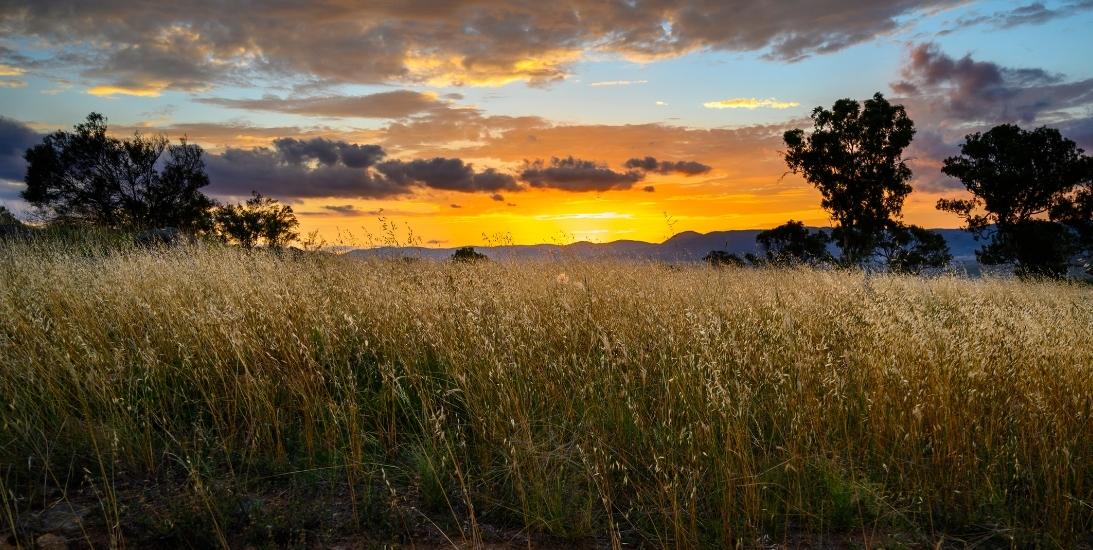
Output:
(877, 224), (953, 274)
(0, 205), (29, 238)
(982, 220), (1076, 278)
(1051, 178), (1093, 274)
(783, 93), (923, 266)
(451, 246), (487, 262)
(938, 124), (1093, 276)
(213, 192), (299, 249)
(703, 250), (746, 267)
(754, 220), (832, 265)
(22, 113), (214, 231)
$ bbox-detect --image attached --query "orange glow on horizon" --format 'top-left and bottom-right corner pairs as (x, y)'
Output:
(292, 182), (967, 248)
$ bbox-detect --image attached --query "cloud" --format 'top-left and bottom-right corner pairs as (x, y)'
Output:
(0, 116), (40, 182)
(905, 130), (963, 192)
(892, 42), (1093, 124)
(321, 204), (363, 215)
(204, 147), (404, 200)
(0, 64), (25, 77)
(1059, 116), (1093, 151)
(376, 157), (520, 192)
(703, 98), (800, 110)
(642, 185), (656, 192)
(80, 25), (224, 95)
(490, 193), (505, 201)
(205, 139), (527, 200)
(624, 156), (711, 175)
(108, 121), (382, 150)
(87, 84), (167, 97)
(589, 80), (648, 87)
(0, 79), (26, 88)
(520, 156), (644, 192)
(380, 107), (545, 150)
(272, 138), (385, 168)
(0, 1), (962, 90)
(940, 1), (1093, 34)
(890, 44), (1093, 193)
(995, 2), (1072, 27)
(199, 90), (446, 118)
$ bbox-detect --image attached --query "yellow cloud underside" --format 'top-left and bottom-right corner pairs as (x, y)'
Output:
(0, 64), (24, 77)
(704, 97), (800, 110)
(87, 84), (168, 97)
(403, 49), (582, 87)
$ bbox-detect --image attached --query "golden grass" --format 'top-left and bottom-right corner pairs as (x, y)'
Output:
(1, 241), (1091, 546)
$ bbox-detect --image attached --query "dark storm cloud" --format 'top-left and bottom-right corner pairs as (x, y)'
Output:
(204, 147), (405, 199)
(893, 43), (1093, 123)
(623, 156), (711, 175)
(199, 90), (446, 118)
(0, 0), (965, 91)
(206, 143), (525, 200)
(0, 116), (40, 182)
(520, 157), (644, 192)
(376, 157), (520, 192)
(273, 138), (386, 168)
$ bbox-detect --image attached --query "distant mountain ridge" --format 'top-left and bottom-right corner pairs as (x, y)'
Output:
(347, 228), (982, 264)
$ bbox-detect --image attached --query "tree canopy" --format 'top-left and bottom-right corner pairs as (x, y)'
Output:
(22, 113), (214, 231)
(213, 192), (300, 249)
(783, 93), (921, 266)
(451, 246), (487, 262)
(938, 124), (1093, 276)
(753, 220), (832, 265)
(703, 249), (746, 267)
(18, 113), (301, 249)
(877, 224), (952, 274)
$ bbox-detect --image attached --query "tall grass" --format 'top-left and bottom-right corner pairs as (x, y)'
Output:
(1, 241), (1091, 546)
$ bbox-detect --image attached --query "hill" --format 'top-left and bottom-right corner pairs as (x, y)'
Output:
(348, 227), (982, 264)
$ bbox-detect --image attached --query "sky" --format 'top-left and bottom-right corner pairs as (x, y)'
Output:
(1, 0), (1092, 247)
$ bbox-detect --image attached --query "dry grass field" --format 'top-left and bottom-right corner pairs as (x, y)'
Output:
(1, 240), (1091, 547)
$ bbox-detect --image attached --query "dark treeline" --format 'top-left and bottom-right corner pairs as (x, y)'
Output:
(9, 113), (298, 248)
(704, 93), (1093, 278)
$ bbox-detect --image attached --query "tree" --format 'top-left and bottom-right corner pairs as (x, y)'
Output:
(937, 124), (1093, 276)
(703, 250), (746, 267)
(1051, 178), (1092, 274)
(754, 220), (831, 265)
(22, 113), (214, 231)
(213, 192), (299, 249)
(783, 93), (920, 266)
(0, 205), (29, 238)
(451, 246), (487, 262)
(980, 220), (1076, 278)
(877, 224), (952, 274)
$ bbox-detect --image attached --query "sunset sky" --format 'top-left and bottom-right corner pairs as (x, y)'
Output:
(1, 1), (1092, 246)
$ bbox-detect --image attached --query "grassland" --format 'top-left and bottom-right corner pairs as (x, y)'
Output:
(1, 240), (1091, 547)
